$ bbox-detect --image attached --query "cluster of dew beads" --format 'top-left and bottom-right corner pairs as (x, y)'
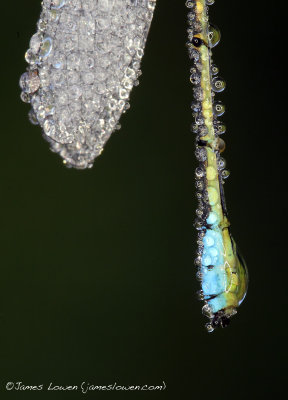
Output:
(186, 0), (248, 332)
(187, 1), (229, 187)
(19, 0), (157, 169)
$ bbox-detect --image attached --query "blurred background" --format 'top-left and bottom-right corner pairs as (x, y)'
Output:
(0, 0), (286, 398)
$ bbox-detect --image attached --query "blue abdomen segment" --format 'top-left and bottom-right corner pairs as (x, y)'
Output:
(201, 228), (228, 307)
(202, 266), (227, 297)
(208, 294), (228, 313)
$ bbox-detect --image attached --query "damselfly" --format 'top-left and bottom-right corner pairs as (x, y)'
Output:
(19, 0), (248, 331)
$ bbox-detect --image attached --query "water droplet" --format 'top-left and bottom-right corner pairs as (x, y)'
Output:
(195, 115), (204, 126)
(119, 88), (129, 99)
(191, 123), (199, 134)
(218, 157), (226, 170)
(202, 304), (213, 318)
(196, 207), (204, 218)
(45, 104), (55, 116)
(148, 1), (156, 11)
(212, 77), (226, 92)
(19, 73), (29, 91)
(20, 92), (31, 103)
(44, 0), (66, 9)
(37, 18), (47, 32)
(221, 169), (230, 179)
(28, 109), (39, 125)
(195, 256), (202, 267)
(49, 9), (61, 23)
(29, 33), (42, 54)
(43, 119), (56, 137)
(217, 138), (226, 153)
(53, 52), (66, 69)
(214, 123), (226, 135)
(205, 323), (214, 333)
(206, 212), (218, 225)
(191, 101), (201, 112)
(195, 180), (204, 191)
(196, 271), (203, 282)
(189, 48), (200, 62)
(193, 87), (203, 101)
(19, 71), (40, 94)
(207, 0), (215, 5)
(198, 125), (208, 136)
(195, 147), (207, 162)
(39, 37), (53, 58)
(211, 64), (219, 76)
(190, 72), (201, 85)
(197, 290), (205, 301)
(192, 21), (203, 34)
(185, 1), (194, 9)
(195, 167), (205, 179)
(208, 24), (221, 48)
(194, 218), (204, 230)
(213, 100), (225, 116)
(25, 49), (38, 65)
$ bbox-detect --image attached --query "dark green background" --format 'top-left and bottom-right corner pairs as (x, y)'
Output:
(0, 1), (286, 398)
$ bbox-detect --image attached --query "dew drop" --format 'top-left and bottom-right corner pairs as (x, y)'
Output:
(196, 271), (203, 282)
(202, 304), (213, 318)
(47, 0), (66, 9)
(212, 77), (226, 92)
(206, 212), (218, 225)
(215, 123), (226, 135)
(39, 37), (53, 58)
(211, 64), (219, 76)
(19, 72), (29, 91)
(20, 92), (31, 104)
(43, 118), (56, 137)
(29, 33), (42, 54)
(208, 24), (221, 48)
(28, 109), (39, 125)
(37, 18), (47, 32)
(198, 125), (208, 136)
(217, 138), (226, 153)
(185, 1), (194, 9)
(195, 147), (207, 162)
(25, 49), (38, 65)
(205, 323), (214, 333)
(213, 100), (225, 116)
(191, 123), (199, 134)
(195, 180), (204, 191)
(195, 256), (202, 267)
(221, 169), (230, 179)
(19, 71), (40, 94)
(190, 72), (201, 85)
(195, 167), (205, 179)
(189, 48), (200, 62)
(218, 157), (226, 170)
(197, 290), (205, 301)
(191, 101), (201, 112)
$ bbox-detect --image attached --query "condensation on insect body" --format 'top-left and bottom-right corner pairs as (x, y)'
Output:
(187, 0), (248, 332)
